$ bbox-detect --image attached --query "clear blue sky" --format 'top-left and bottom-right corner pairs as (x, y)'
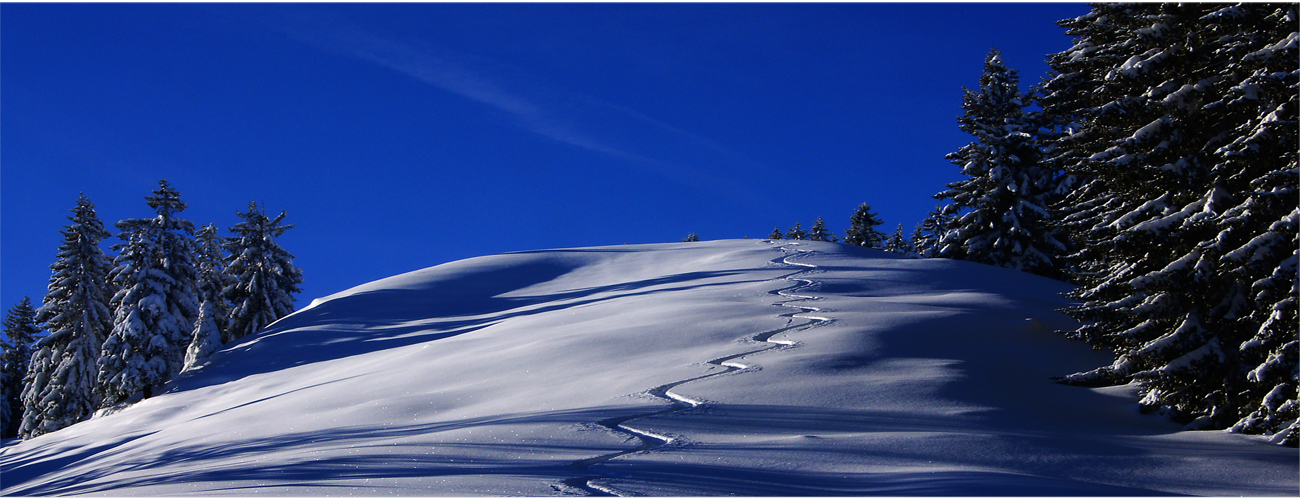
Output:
(2, 3), (1088, 312)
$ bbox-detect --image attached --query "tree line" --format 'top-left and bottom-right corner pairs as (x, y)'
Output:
(737, 4), (1296, 446)
(0, 180), (302, 439)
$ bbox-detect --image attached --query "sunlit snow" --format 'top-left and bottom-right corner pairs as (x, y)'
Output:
(1, 240), (1295, 495)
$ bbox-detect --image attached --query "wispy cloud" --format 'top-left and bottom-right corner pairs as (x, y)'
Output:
(272, 9), (766, 202)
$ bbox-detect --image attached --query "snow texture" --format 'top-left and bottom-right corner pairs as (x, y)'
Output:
(1, 240), (1294, 496)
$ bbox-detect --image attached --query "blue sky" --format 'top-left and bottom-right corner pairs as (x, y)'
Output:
(2, 3), (1088, 312)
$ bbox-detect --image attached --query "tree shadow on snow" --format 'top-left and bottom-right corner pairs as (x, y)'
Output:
(168, 257), (776, 401)
(596, 463), (1176, 496)
(1, 403), (1216, 496)
(0, 405), (652, 496)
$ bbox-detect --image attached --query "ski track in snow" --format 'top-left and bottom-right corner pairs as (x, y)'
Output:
(558, 241), (832, 496)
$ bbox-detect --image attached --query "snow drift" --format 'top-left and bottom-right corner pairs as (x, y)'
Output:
(1, 240), (1295, 495)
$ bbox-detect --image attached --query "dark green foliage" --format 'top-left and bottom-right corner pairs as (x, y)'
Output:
(843, 203), (886, 248)
(808, 217), (837, 242)
(935, 49), (1065, 278)
(21, 194), (113, 438)
(913, 206), (951, 258)
(2, 298), (40, 438)
(883, 224), (915, 257)
(767, 227), (784, 240)
(908, 223), (928, 258)
(682, 233), (700, 242)
(184, 224), (232, 371)
(1044, 3), (1298, 444)
(224, 202), (303, 342)
(785, 222), (808, 241)
(98, 180), (201, 408)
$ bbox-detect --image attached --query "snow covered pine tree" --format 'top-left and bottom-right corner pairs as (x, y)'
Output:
(913, 206), (952, 258)
(19, 194), (114, 438)
(883, 224), (915, 257)
(808, 216), (837, 242)
(767, 227), (784, 240)
(934, 49), (1066, 278)
(2, 298), (40, 438)
(908, 223), (928, 258)
(1211, 5), (1299, 444)
(785, 222), (808, 241)
(224, 202), (303, 342)
(843, 203), (886, 248)
(97, 180), (201, 407)
(1042, 4), (1298, 445)
(184, 223), (231, 371)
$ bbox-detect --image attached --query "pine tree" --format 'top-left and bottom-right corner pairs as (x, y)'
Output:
(767, 227), (784, 240)
(843, 203), (886, 248)
(1225, 207), (1298, 444)
(883, 224), (916, 257)
(1042, 4), (1298, 444)
(19, 194), (113, 438)
(934, 49), (1065, 278)
(224, 202), (303, 342)
(2, 298), (40, 438)
(184, 224), (230, 372)
(913, 206), (951, 258)
(785, 222), (808, 240)
(97, 180), (200, 407)
(1204, 5), (1299, 445)
(682, 233), (700, 242)
(909, 223), (928, 258)
(808, 217), (837, 242)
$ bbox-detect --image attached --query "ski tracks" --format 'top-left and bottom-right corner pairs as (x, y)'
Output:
(557, 241), (833, 496)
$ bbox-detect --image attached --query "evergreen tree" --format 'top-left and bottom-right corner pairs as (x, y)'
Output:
(808, 217), (837, 242)
(843, 203), (886, 248)
(1205, 6), (1299, 444)
(682, 233), (700, 242)
(19, 194), (113, 438)
(934, 49), (1065, 278)
(908, 223), (928, 258)
(184, 224), (230, 372)
(1042, 4), (1298, 444)
(883, 224), (915, 257)
(767, 227), (784, 240)
(2, 298), (40, 438)
(97, 180), (200, 407)
(224, 202), (303, 342)
(785, 222), (808, 240)
(1225, 207), (1298, 444)
(913, 206), (951, 258)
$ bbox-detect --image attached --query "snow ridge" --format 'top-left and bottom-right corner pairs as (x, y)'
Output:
(559, 241), (831, 496)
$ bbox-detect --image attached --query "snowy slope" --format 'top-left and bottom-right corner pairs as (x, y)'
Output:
(1, 240), (1295, 496)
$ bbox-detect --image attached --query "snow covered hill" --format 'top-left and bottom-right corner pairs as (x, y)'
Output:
(1, 240), (1295, 496)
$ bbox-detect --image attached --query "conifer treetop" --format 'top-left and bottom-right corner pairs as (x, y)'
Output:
(146, 179), (188, 218)
(224, 201), (303, 342)
(844, 203), (886, 248)
(2, 298), (40, 346)
(934, 48), (1063, 277)
(117, 180), (195, 236)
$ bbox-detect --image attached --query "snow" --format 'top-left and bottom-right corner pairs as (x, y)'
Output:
(1, 239), (1295, 496)
(1244, 31), (1299, 62)
(1111, 194), (1170, 230)
(1128, 117), (1166, 144)
(1115, 48), (1172, 79)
